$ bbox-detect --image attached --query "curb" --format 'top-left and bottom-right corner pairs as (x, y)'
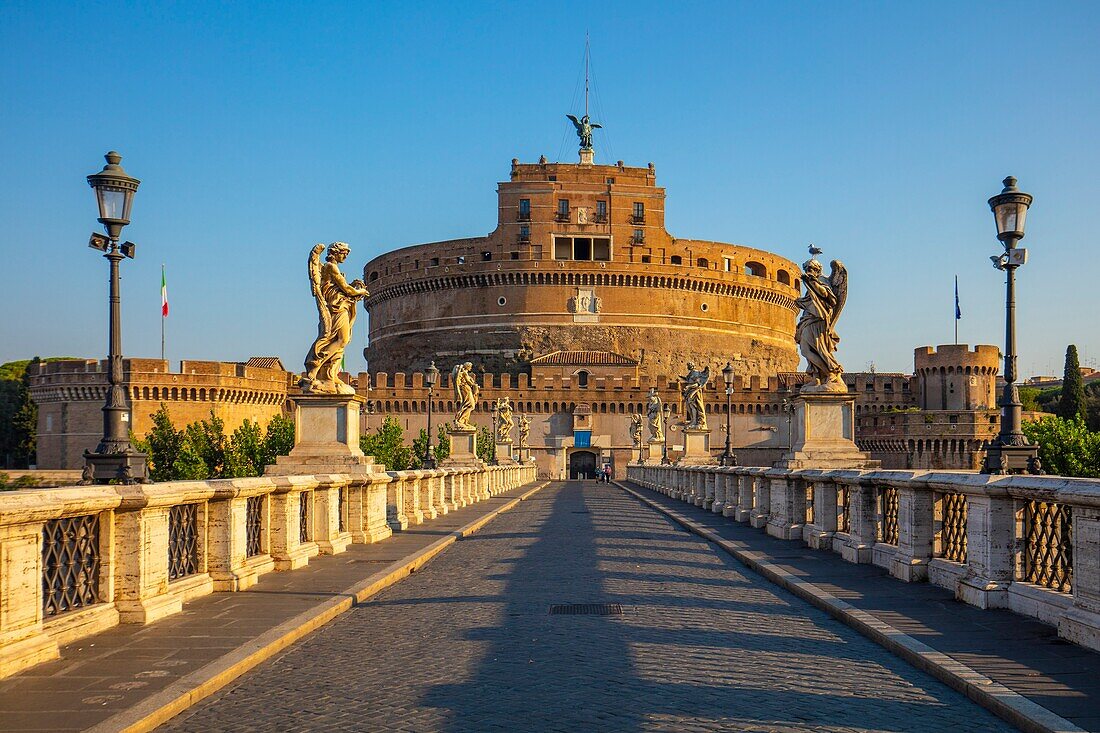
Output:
(90, 481), (551, 733)
(614, 481), (1085, 733)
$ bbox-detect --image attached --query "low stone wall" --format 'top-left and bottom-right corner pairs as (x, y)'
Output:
(627, 463), (1100, 653)
(0, 463), (537, 679)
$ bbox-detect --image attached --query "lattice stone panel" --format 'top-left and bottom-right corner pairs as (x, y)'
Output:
(246, 496), (264, 558)
(1023, 500), (1072, 592)
(168, 503), (199, 581)
(299, 491), (312, 544)
(937, 493), (968, 564)
(878, 486), (900, 546)
(42, 515), (101, 617)
(838, 486), (851, 534)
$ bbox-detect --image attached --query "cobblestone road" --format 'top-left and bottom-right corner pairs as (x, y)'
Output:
(162, 482), (1015, 732)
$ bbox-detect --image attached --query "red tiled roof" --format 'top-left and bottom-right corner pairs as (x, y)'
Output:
(530, 351), (638, 367)
(245, 357), (287, 371)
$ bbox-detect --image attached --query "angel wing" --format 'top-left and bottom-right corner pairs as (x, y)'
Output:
(699, 365), (710, 386)
(566, 114), (582, 131)
(828, 260), (848, 328)
(307, 244), (331, 335)
(591, 123), (603, 130)
(451, 364), (463, 401)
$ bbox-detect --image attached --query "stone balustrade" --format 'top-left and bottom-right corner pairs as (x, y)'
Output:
(0, 463), (536, 679)
(627, 463), (1100, 653)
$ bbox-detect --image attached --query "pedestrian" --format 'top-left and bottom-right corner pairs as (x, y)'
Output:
(602, 464), (612, 483)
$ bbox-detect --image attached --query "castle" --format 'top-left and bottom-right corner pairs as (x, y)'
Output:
(29, 151), (1007, 478)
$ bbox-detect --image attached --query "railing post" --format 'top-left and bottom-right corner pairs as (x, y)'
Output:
(766, 468), (805, 540)
(839, 475), (875, 564)
(805, 473), (839, 550)
(957, 480), (1015, 609)
(269, 479), (319, 571)
(416, 472), (438, 521)
(891, 473), (933, 582)
(749, 468), (771, 529)
(733, 471), (752, 522)
(1060, 498), (1100, 651)
(384, 473), (408, 532)
(712, 469), (728, 514)
(208, 487), (275, 591)
(0, 517), (60, 676)
(314, 479), (352, 555)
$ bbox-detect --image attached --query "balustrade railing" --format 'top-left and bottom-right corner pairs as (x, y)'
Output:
(0, 462), (537, 679)
(627, 463), (1100, 654)
(42, 515), (101, 617)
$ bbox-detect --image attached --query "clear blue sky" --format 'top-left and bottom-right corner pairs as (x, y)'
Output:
(2, 1), (1098, 378)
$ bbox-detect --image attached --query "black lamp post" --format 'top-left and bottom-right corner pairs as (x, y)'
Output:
(423, 361), (439, 468)
(720, 361), (737, 465)
(661, 403), (672, 464)
(81, 151), (148, 484)
(982, 176), (1041, 474)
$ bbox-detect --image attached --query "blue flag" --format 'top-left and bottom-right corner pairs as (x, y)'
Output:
(955, 276), (961, 320)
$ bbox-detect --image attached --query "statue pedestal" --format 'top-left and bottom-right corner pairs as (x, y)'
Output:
(677, 428), (716, 466)
(495, 442), (516, 465)
(517, 447), (531, 463)
(579, 147), (594, 165)
(646, 440), (664, 464)
(266, 394), (380, 475)
(630, 447), (642, 464)
(443, 427), (485, 468)
(773, 392), (879, 470)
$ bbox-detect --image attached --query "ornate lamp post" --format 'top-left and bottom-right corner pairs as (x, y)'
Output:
(661, 403), (672, 464)
(982, 176), (1041, 474)
(423, 361), (439, 468)
(720, 361), (737, 465)
(81, 152), (148, 484)
(781, 398), (796, 449)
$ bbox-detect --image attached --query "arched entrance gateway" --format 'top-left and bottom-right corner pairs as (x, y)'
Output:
(568, 450), (597, 480)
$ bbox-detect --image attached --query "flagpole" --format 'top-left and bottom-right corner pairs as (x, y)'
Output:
(954, 275), (959, 345)
(161, 263), (166, 363)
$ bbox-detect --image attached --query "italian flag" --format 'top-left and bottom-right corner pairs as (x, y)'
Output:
(161, 265), (169, 318)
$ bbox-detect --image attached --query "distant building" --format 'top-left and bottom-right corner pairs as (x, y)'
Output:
(29, 358), (292, 469)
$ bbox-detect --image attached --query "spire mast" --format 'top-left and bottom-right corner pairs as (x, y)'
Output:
(584, 32), (590, 119)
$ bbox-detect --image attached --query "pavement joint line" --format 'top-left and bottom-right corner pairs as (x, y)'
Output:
(85, 480), (551, 733)
(613, 480), (1086, 733)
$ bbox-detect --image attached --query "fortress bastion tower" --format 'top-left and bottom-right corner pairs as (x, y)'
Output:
(362, 155), (801, 379)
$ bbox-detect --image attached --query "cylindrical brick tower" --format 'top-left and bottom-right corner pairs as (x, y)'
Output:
(363, 158), (801, 379)
(914, 344), (1000, 410)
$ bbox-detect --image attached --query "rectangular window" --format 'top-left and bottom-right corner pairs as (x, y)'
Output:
(640, 255), (651, 263)
(605, 177), (615, 184)
(456, 255), (466, 264)
(510, 251), (520, 260)
(573, 237), (592, 260)
(593, 238), (611, 261)
(558, 199), (569, 215)
(724, 257), (732, 272)
(633, 229), (645, 244)
(430, 257), (440, 267)
(519, 225), (530, 241)
(518, 198), (531, 220)
(554, 237), (572, 260)
(632, 202), (645, 223)
(597, 200), (607, 217)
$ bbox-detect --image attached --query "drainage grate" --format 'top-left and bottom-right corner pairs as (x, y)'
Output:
(549, 603), (623, 616)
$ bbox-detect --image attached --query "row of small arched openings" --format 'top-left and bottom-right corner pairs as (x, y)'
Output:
(132, 386), (282, 405)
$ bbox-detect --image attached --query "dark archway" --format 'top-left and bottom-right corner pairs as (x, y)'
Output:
(568, 450), (597, 480)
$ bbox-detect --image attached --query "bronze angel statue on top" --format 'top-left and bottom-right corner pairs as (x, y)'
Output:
(301, 242), (369, 395)
(795, 254), (848, 393)
(566, 113), (602, 150)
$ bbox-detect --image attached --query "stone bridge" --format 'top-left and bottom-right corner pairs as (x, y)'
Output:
(0, 466), (1096, 731)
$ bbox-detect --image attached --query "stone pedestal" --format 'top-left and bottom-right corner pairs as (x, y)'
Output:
(677, 429), (716, 466)
(495, 442), (516, 465)
(443, 427), (485, 468)
(774, 392), (878, 470)
(266, 393), (379, 475)
(630, 447), (641, 464)
(518, 447), (531, 464)
(646, 441), (664, 464)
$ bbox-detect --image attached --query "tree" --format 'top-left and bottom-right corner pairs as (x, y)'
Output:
(475, 425), (494, 464)
(1022, 415), (1100, 478)
(0, 358), (38, 468)
(361, 416), (411, 471)
(408, 424), (450, 469)
(434, 423), (450, 464)
(225, 420), (264, 477)
(184, 411), (229, 478)
(140, 405), (186, 481)
(1058, 345), (1086, 421)
(261, 414), (295, 467)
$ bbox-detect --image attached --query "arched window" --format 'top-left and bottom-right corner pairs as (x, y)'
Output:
(670, 255), (683, 265)
(776, 269), (791, 285)
(696, 258), (709, 269)
(575, 370), (589, 388)
(745, 261), (766, 277)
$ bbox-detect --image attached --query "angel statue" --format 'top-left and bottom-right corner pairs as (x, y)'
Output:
(301, 242), (369, 395)
(795, 257), (848, 392)
(630, 413), (644, 448)
(646, 388), (664, 443)
(495, 397), (515, 443)
(518, 414), (530, 448)
(566, 113), (602, 150)
(680, 362), (710, 430)
(451, 362), (480, 430)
